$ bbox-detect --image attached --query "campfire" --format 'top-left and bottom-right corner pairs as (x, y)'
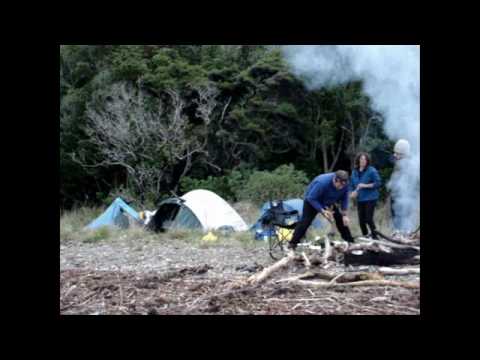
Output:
(229, 228), (420, 292)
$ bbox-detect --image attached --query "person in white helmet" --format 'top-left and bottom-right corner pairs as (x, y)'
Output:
(393, 139), (410, 161)
(389, 139), (411, 231)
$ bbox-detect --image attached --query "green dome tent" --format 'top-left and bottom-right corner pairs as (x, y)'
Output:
(147, 189), (248, 233)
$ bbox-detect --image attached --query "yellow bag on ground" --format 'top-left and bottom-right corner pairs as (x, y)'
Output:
(202, 231), (218, 242)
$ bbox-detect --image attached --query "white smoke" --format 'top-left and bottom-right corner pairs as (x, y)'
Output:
(282, 45), (420, 231)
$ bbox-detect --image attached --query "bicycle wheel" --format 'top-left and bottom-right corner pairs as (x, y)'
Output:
(268, 233), (285, 260)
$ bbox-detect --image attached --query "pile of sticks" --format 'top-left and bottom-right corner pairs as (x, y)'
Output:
(244, 232), (420, 290)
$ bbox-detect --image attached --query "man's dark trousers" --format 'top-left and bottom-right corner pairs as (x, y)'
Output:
(289, 200), (354, 248)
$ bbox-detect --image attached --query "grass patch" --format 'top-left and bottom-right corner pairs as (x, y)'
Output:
(60, 205), (153, 244)
(60, 201), (401, 248)
(82, 226), (111, 243)
(60, 206), (104, 243)
(153, 227), (265, 250)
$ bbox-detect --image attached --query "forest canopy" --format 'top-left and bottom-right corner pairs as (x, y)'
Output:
(60, 45), (394, 209)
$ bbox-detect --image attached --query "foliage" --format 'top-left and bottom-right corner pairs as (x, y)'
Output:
(60, 45), (394, 209)
(179, 166), (253, 201)
(237, 164), (309, 205)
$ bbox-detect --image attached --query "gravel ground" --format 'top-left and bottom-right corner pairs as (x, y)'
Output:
(60, 236), (420, 315)
(61, 236), (271, 278)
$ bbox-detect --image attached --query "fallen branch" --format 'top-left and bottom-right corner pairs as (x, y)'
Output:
(374, 230), (420, 246)
(302, 252), (311, 269)
(303, 244), (322, 252)
(323, 235), (332, 263)
(378, 267), (420, 276)
(356, 237), (420, 250)
(292, 279), (419, 289)
(276, 270), (383, 284)
(62, 284), (77, 300)
(275, 270), (325, 283)
(329, 272), (345, 285)
(247, 253), (295, 285)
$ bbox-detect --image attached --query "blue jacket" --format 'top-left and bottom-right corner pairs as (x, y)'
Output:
(349, 166), (381, 202)
(304, 173), (349, 212)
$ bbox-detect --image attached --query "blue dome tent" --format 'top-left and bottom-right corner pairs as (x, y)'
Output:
(85, 197), (142, 230)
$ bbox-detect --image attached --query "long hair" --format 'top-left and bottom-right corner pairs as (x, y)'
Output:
(354, 152), (371, 170)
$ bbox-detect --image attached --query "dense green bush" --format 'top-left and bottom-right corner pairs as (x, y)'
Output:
(180, 175), (232, 200)
(179, 164), (308, 204)
(179, 166), (253, 201)
(237, 164), (309, 205)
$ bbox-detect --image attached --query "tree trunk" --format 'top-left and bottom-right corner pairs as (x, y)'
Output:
(329, 129), (345, 172)
(321, 137), (329, 173)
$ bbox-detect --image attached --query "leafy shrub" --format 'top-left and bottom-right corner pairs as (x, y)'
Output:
(180, 167), (253, 201)
(237, 164), (308, 205)
(179, 175), (231, 200)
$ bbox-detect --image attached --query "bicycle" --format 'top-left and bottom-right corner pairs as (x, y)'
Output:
(259, 201), (300, 260)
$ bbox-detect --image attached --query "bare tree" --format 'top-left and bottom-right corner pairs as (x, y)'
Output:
(342, 112), (382, 169)
(306, 95), (345, 173)
(72, 81), (221, 201)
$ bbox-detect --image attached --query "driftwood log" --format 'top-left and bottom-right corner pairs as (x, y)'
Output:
(291, 279), (419, 289)
(277, 269), (384, 283)
(240, 229), (421, 292)
(247, 252), (296, 285)
(378, 267), (420, 275)
(375, 230), (420, 246)
(342, 239), (420, 266)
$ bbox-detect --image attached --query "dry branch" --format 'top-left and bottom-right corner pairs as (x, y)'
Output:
(292, 279), (419, 289)
(373, 230), (420, 246)
(276, 270), (383, 284)
(275, 270), (326, 283)
(355, 237), (420, 250)
(323, 235), (332, 263)
(302, 252), (312, 269)
(378, 267), (420, 276)
(247, 253), (296, 285)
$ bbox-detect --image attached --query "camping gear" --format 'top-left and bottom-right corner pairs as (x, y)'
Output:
(253, 200), (301, 260)
(85, 197), (142, 230)
(147, 189), (248, 233)
(277, 227), (294, 242)
(252, 198), (322, 238)
(202, 231), (218, 242)
(140, 210), (157, 225)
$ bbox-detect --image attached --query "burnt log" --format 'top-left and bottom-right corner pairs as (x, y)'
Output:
(344, 248), (419, 266)
(343, 245), (420, 266)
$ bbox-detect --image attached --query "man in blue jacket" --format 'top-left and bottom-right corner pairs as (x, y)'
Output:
(288, 170), (354, 251)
